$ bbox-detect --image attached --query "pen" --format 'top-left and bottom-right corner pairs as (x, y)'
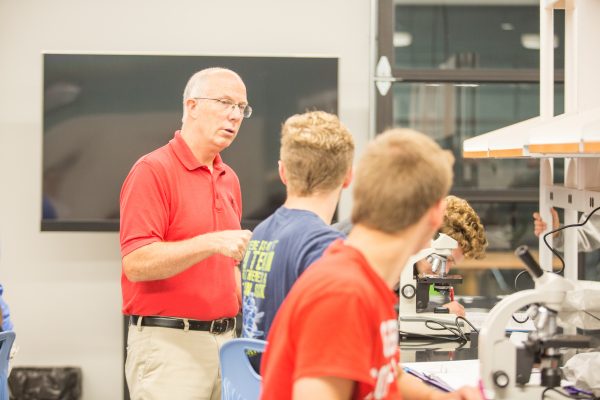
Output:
(450, 287), (455, 302)
(478, 379), (487, 400)
(564, 385), (594, 397)
(403, 367), (453, 393)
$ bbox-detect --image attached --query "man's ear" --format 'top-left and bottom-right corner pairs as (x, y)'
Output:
(429, 198), (446, 231)
(342, 167), (353, 189)
(185, 98), (199, 118)
(278, 160), (288, 186)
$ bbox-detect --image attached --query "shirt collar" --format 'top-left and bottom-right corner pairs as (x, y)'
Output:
(169, 130), (225, 172)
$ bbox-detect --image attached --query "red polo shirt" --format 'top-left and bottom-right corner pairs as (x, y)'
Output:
(120, 131), (242, 320)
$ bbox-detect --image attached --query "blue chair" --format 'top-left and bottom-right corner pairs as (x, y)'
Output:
(220, 338), (266, 400)
(0, 331), (15, 400)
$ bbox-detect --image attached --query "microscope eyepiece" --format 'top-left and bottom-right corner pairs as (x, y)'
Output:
(515, 245), (544, 278)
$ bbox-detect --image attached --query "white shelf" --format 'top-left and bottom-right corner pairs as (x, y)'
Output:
(528, 107), (600, 155)
(463, 108), (600, 159)
(463, 117), (542, 159)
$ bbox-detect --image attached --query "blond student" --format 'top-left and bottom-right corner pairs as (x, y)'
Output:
(241, 111), (354, 344)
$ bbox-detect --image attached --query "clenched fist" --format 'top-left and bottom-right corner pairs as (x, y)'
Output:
(210, 229), (252, 261)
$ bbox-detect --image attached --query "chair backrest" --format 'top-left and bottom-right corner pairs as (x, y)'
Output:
(220, 338), (266, 400)
(0, 331), (15, 400)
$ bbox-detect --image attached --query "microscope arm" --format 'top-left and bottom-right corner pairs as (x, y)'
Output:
(479, 289), (566, 397)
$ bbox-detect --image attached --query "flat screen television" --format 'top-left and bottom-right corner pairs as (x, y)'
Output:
(42, 54), (338, 231)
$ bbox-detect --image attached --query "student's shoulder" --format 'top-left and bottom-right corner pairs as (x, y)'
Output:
(299, 226), (344, 259)
(290, 265), (373, 315)
(305, 247), (367, 284)
(303, 221), (344, 241)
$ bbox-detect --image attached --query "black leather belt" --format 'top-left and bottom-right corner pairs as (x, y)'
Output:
(129, 315), (235, 334)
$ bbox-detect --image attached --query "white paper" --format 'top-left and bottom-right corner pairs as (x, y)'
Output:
(402, 359), (480, 390)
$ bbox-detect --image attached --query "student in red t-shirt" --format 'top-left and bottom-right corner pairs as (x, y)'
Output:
(261, 129), (483, 400)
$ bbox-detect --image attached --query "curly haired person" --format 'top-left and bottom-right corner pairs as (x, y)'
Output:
(438, 195), (487, 269)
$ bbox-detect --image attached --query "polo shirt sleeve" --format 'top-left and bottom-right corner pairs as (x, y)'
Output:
(120, 160), (169, 257)
(292, 292), (375, 385)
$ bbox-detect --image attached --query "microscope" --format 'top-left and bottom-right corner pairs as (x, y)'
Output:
(479, 245), (600, 399)
(398, 233), (465, 337)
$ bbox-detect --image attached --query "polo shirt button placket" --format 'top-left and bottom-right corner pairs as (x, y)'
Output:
(212, 174), (223, 212)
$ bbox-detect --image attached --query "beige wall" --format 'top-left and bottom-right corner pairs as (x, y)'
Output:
(0, 0), (372, 398)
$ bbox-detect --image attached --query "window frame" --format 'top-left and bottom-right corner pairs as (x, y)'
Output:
(375, 0), (568, 280)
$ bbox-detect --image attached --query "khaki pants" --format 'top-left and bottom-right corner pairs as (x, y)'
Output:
(125, 323), (234, 400)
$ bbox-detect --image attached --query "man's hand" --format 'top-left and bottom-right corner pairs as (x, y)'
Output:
(429, 386), (483, 400)
(442, 300), (465, 317)
(208, 229), (252, 261)
(533, 208), (559, 237)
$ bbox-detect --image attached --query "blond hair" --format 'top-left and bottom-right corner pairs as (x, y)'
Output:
(280, 111), (354, 196)
(351, 128), (454, 233)
(440, 195), (488, 259)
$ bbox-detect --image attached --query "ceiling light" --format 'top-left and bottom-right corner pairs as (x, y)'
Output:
(521, 33), (559, 50)
(394, 32), (413, 47)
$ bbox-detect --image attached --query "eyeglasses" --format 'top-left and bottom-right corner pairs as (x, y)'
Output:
(193, 97), (253, 118)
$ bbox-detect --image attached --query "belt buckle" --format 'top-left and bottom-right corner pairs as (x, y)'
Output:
(210, 318), (228, 334)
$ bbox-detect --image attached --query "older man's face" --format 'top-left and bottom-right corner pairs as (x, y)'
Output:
(193, 72), (248, 151)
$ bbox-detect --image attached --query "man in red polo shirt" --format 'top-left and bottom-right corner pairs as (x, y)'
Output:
(120, 67), (252, 400)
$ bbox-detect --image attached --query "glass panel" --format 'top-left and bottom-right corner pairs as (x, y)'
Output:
(391, 81), (564, 260)
(392, 82), (564, 191)
(454, 201), (539, 296)
(394, 4), (565, 70)
(383, 3), (570, 298)
(471, 202), (538, 252)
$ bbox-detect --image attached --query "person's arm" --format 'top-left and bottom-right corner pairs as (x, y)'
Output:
(122, 229), (251, 282)
(574, 213), (600, 252)
(399, 371), (483, 400)
(441, 301), (465, 317)
(293, 377), (354, 400)
(533, 208), (600, 252)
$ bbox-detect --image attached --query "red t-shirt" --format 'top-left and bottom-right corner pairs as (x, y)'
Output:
(260, 239), (402, 400)
(120, 131), (242, 320)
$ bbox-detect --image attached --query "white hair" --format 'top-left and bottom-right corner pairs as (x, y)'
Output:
(181, 67), (240, 120)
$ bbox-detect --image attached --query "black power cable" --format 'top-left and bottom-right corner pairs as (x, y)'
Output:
(515, 206), (600, 291)
(542, 205), (600, 274)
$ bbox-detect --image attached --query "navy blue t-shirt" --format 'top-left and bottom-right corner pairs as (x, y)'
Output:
(241, 207), (344, 341)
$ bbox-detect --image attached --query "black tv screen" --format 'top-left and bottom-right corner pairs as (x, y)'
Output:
(42, 54), (338, 231)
